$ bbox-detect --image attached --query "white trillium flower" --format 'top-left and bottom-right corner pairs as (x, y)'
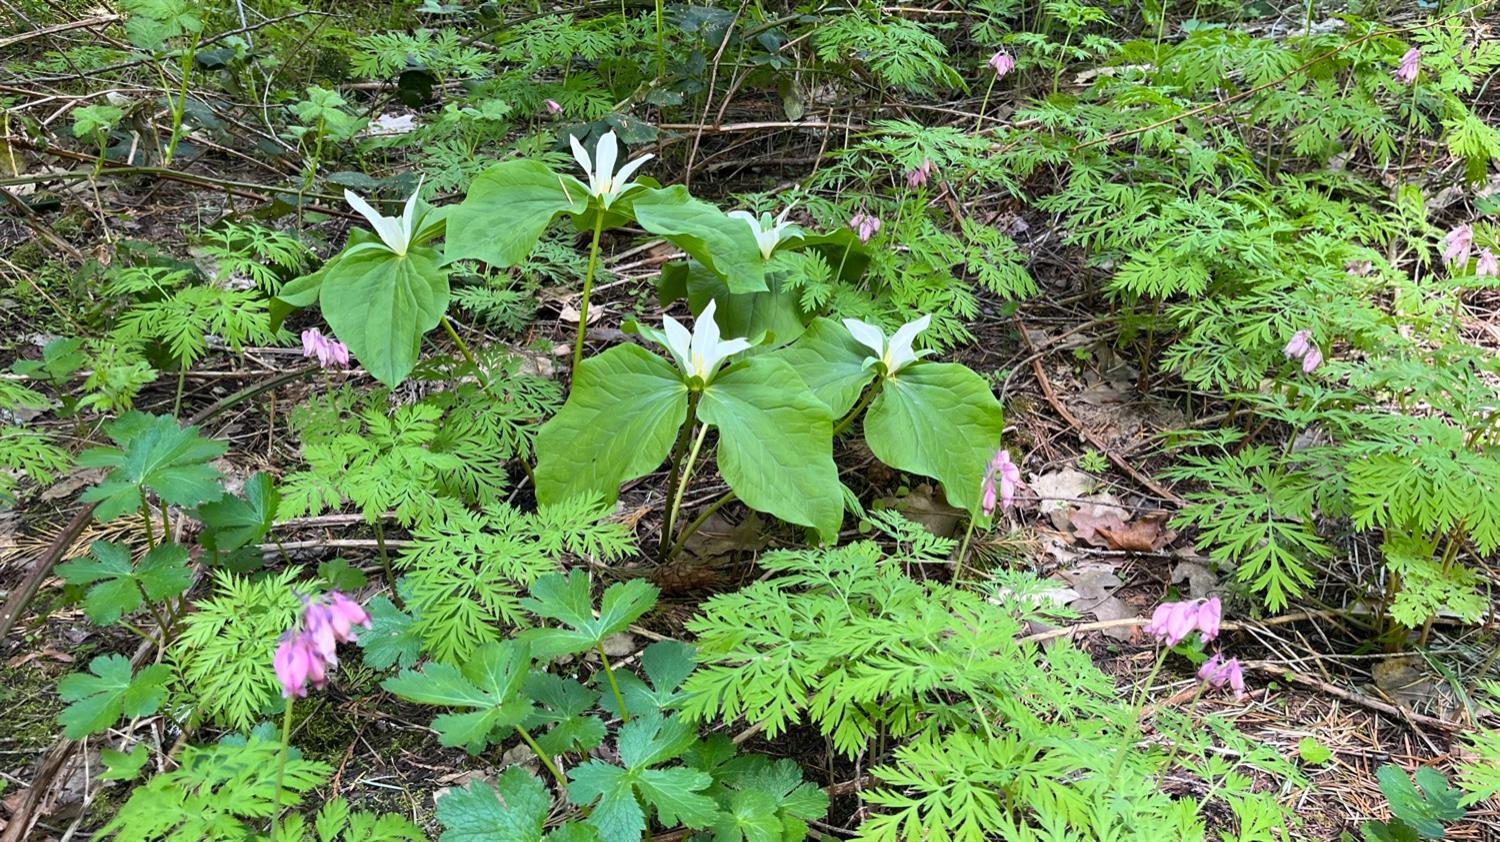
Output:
(662, 300), (751, 383)
(569, 129), (653, 209)
(844, 314), (934, 375)
(727, 207), (798, 260)
(344, 181), (423, 256)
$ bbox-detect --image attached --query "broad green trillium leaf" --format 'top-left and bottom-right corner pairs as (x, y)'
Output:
(698, 356), (842, 542)
(776, 317), (878, 416)
(445, 159), (589, 267)
(319, 243), (449, 387)
(533, 344), (689, 507)
(863, 361), (1005, 516)
(634, 186), (768, 293)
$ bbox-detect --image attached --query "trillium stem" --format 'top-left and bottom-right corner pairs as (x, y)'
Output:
(832, 383), (880, 437)
(665, 488), (737, 561)
(440, 316), (492, 390)
(664, 424), (709, 554)
(596, 642), (631, 723)
(659, 391), (702, 559)
(574, 211), (608, 371)
(515, 725), (569, 789)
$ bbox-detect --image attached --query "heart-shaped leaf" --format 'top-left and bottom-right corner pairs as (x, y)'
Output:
(634, 186), (767, 293)
(319, 244), (449, 387)
(445, 159), (588, 267)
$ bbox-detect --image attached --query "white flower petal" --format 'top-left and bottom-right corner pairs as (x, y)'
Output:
(344, 189), (407, 254)
(663, 314), (693, 375)
(885, 314), (931, 372)
(569, 134), (594, 187)
(399, 178), (423, 251)
(727, 210), (758, 227)
(595, 131), (619, 190)
(843, 318), (887, 359)
(692, 300), (724, 369)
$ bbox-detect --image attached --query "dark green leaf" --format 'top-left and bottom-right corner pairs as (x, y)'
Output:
(633, 187), (767, 294)
(320, 243), (450, 387)
(775, 317), (877, 417)
(77, 412), (227, 522)
(57, 655), (170, 739)
(446, 160), (588, 267)
(196, 472), (278, 552)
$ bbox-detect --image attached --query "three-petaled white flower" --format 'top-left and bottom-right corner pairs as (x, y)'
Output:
(662, 300), (750, 384)
(727, 208), (798, 260)
(344, 182), (422, 257)
(569, 129), (653, 210)
(844, 314), (933, 375)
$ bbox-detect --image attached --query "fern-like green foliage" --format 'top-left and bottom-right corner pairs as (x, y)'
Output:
(393, 498), (635, 663)
(104, 262), (282, 368)
(0, 372), (70, 505)
(169, 569), (305, 730)
(197, 222), (310, 294)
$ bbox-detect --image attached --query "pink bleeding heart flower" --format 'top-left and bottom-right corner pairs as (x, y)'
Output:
(1146, 600), (1199, 646)
(301, 328), (350, 370)
(274, 633), (315, 699)
(1301, 344), (1323, 373)
(327, 591), (373, 642)
(906, 159), (936, 189)
(1196, 596), (1221, 641)
(1474, 249), (1498, 278)
(1443, 224), (1473, 267)
(1282, 330), (1310, 359)
(980, 448), (1022, 516)
(850, 211), (881, 244)
(1199, 655), (1246, 698)
(301, 599), (340, 666)
(1394, 47), (1420, 84)
(989, 51), (1015, 79)
(545, 99), (563, 115)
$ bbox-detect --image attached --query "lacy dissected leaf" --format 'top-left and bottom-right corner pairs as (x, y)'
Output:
(698, 356), (842, 542)
(633, 187), (767, 293)
(320, 243), (450, 387)
(567, 713), (718, 842)
(381, 640), (535, 753)
(78, 412), (227, 521)
(196, 472), (279, 552)
(520, 570), (658, 659)
(534, 344), (688, 507)
(57, 540), (191, 625)
(446, 159), (589, 267)
(862, 361), (1004, 516)
(57, 654), (171, 739)
(775, 317), (877, 417)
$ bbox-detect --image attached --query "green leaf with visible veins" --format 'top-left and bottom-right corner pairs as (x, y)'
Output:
(319, 243), (450, 387)
(57, 540), (191, 625)
(436, 767), (554, 842)
(520, 570), (658, 659)
(534, 344), (688, 507)
(633, 187), (767, 293)
(78, 412), (227, 522)
(567, 714), (717, 842)
(196, 471), (279, 552)
(699, 356), (842, 542)
(775, 317), (877, 417)
(57, 655), (171, 739)
(381, 640), (534, 753)
(863, 361), (1005, 516)
(445, 160), (589, 267)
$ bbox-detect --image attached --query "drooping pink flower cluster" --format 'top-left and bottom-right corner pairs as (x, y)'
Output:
(850, 211), (881, 244)
(1443, 224), (1473, 267)
(1478, 249), (1499, 278)
(301, 328), (350, 369)
(545, 99), (563, 115)
(906, 159), (936, 189)
(1282, 330), (1323, 373)
(1197, 653), (1246, 698)
(1145, 596), (1221, 646)
(273, 592), (371, 699)
(1394, 47), (1421, 84)
(989, 51), (1015, 79)
(981, 448), (1021, 517)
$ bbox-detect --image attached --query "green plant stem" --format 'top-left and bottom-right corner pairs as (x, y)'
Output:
(1109, 650), (1168, 783)
(372, 519), (400, 608)
(974, 73), (998, 132)
(1156, 684), (1205, 786)
(663, 424), (709, 555)
(173, 361), (187, 416)
(273, 697), (294, 831)
(574, 211), (607, 371)
(135, 581), (172, 642)
(654, 0), (665, 78)
(953, 516), (978, 582)
(659, 391), (702, 559)
(665, 489), (737, 561)
(139, 498), (156, 549)
(441, 315), (492, 390)
(516, 725), (569, 789)
(832, 384), (880, 437)
(596, 642), (631, 723)
(162, 37), (200, 166)
(159, 498), (171, 541)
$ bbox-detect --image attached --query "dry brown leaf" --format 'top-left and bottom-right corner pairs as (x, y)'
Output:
(1068, 507), (1174, 552)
